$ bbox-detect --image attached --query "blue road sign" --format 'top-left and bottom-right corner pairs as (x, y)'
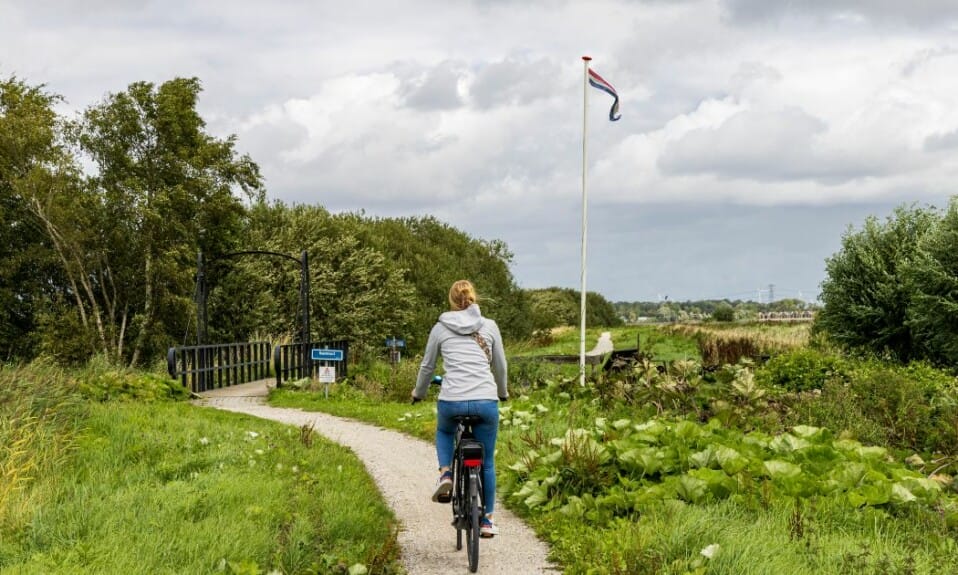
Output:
(385, 338), (406, 348)
(311, 348), (343, 361)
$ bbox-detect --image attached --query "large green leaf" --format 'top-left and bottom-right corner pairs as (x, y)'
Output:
(675, 474), (709, 504)
(715, 446), (749, 475)
(763, 460), (802, 480)
(689, 447), (717, 469)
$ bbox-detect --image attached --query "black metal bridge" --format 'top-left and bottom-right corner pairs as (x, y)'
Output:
(166, 248), (349, 393)
(167, 339), (348, 393)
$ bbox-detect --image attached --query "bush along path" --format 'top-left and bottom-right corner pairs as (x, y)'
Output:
(194, 381), (555, 575)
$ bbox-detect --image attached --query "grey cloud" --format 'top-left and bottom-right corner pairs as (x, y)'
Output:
(469, 57), (564, 109)
(924, 129), (958, 151)
(572, 202), (903, 302)
(659, 107), (886, 184)
(722, 0), (958, 27)
(729, 61), (782, 91)
(902, 46), (958, 76)
(400, 61), (464, 111)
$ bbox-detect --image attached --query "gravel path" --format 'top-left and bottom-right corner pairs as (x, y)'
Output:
(586, 331), (614, 356)
(194, 381), (557, 575)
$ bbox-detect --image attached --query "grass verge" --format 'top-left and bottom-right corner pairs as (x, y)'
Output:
(2, 386), (402, 574)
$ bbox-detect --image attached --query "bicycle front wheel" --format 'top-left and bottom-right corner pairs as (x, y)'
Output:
(467, 468), (481, 572)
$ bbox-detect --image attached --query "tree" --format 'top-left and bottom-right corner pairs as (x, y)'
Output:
(906, 199), (958, 365)
(528, 289), (578, 329)
(526, 288), (622, 329)
(712, 302), (735, 322)
(228, 202), (416, 353)
(815, 205), (939, 361)
(0, 77), (67, 359)
(352, 215), (532, 346)
(31, 77), (262, 365)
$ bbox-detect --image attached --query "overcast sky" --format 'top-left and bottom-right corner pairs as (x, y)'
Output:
(4, 0), (958, 302)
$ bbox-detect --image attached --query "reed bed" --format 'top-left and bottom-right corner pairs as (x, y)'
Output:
(668, 323), (811, 367)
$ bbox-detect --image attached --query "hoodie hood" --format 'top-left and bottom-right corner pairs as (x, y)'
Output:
(438, 303), (484, 335)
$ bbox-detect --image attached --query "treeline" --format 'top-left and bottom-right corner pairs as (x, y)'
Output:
(0, 75), (532, 365)
(614, 298), (815, 323)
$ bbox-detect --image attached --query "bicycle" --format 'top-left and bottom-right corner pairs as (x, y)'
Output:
(450, 413), (485, 572)
(414, 375), (486, 573)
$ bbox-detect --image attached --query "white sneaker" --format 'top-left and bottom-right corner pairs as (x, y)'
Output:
(431, 471), (453, 503)
(480, 517), (498, 538)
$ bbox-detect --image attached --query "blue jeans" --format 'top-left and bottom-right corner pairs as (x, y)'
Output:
(436, 400), (499, 515)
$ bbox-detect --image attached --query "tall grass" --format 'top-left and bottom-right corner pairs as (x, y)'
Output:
(0, 361), (84, 529)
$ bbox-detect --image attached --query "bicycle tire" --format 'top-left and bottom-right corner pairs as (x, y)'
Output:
(467, 468), (481, 572)
(454, 461), (463, 551)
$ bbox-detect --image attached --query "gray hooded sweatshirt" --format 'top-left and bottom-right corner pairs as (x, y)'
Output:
(413, 304), (508, 402)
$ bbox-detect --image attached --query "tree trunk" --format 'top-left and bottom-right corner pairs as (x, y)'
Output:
(129, 251), (153, 367)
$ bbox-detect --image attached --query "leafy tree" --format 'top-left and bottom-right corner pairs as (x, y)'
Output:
(350, 214), (532, 347)
(30, 77), (262, 365)
(529, 289), (578, 329)
(907, 199), (958, 365)
(226, 202), (417, 354)
(712, 302), (735, 322)
(815, 205), (939, 361)
(526, 288), (622, 329)
(0, 77), (67, 359)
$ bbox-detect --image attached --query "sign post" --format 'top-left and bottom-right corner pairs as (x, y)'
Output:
(311, 348), (344, 399)
(385, 338), (405, 366)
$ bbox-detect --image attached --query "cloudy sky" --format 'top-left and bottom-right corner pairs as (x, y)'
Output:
(4, 0), (958, 303)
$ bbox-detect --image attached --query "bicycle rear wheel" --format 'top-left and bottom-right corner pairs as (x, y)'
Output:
(467, 469), (481, 572)
(454, 462), (463, 550)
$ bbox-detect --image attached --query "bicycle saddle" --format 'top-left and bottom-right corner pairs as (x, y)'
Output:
(452, 414), (484, 426)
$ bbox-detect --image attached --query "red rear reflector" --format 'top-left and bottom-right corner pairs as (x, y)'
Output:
(463, 459), (482, 468)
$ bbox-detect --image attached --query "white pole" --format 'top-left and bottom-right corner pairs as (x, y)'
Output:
(580, 56), (591, 387)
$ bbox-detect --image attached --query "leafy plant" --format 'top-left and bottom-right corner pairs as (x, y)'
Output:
(757, 348), (848, 392)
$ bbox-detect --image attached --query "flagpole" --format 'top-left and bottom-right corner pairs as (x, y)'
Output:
(580, 55), (591, 387)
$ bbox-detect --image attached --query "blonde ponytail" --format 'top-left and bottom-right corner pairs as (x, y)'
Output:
(448, 280), (478, 311)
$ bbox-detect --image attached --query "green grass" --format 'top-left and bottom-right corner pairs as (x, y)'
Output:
(535, 497), (958, 575)
(270, 385), (437, 442)
(1, 399), (402, 574)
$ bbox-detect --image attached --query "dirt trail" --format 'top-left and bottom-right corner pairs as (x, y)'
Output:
(194, 381), (556, 575)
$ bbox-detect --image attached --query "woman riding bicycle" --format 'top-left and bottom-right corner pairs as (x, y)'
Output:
(412, 279), (508, 538)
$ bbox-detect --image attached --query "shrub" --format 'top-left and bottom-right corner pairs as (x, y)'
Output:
(757, 349), (848, 392)
(846, 361), (958, 453)
(816, 204), (939, 361)
(712, 303), (735, 322)
(75, 356), (189, 402)
(785, 359), (958, 462)
(348, 350), (423, 402)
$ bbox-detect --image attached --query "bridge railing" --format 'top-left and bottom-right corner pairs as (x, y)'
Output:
(167, 341), (272, 393)
(273, 340), (349, 387)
